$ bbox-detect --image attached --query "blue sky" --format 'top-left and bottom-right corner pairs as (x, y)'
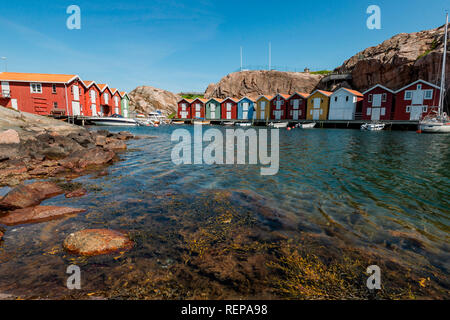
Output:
(0, 0), (448, 93)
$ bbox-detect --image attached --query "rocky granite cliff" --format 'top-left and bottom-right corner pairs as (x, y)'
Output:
(333, 24), (450, 92)
(128, 86), (180, 116)
(204, 71), (323, 99)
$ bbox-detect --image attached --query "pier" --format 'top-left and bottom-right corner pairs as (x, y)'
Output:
(173, 118), (421, 130)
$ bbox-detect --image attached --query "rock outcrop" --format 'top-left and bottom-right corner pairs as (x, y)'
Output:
(333, 24), (450, 92)
(128, 86), (180, 116)
(63, 229), (134, 256)
(205, 71), (323, 99)
(0, 206), (85, 226)
(0, 181), (64, 211)
(0, 107), (136, 186)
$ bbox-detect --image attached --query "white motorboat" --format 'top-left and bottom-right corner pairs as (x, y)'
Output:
(237, 122), (251, 127)
(361, 123), (385, 131)
(298, 122), (316, 129)
(223, 121), (235, 126)
(419, 13), (450, 134)
(270, 122), (289, 128)
(193, 120), (211, 125)
(89, 116), (140, 126)
(148, 111), (168, 125)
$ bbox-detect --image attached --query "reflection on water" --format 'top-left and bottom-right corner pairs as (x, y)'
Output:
(0, 126), (449, 299)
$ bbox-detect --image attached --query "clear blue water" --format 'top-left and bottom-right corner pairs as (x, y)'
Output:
(0, 125), (449, 299)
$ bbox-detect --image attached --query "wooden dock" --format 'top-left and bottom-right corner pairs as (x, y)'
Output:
(173, 119), (420, 130)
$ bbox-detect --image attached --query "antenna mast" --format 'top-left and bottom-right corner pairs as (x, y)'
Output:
(439, 13), (448, 116)
(269, 42), (272, 71)
(240, 46), (243, 72)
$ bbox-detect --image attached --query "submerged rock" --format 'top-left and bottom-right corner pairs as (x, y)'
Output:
(60, 147), (115, 169)
(63, 229), (133, 256)
(117, 131), (134, 140)
(0, 205), (85, 226)
(65, 188), (87, 198)
(0, 181), (64, 211)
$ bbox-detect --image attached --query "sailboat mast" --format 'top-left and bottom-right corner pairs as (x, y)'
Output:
(439, 13), (448, 116)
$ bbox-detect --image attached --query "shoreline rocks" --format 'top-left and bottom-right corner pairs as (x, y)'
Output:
(0, 114), (136, 187)
(0, 181), (64, 211)
(63, 229), (134, 256)
(65, 188), (87, 198)
(0, 206), (86, 226)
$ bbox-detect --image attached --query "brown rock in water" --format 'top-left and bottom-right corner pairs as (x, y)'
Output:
(78, 148), (115, 168)
(65, 188), (87, 198)
(63, 229), (133, 256)
(94, 135), (107, 147)
(0, 206), (85, 226)
(103, 139), (127, 151)
(117, 131), (134, 140)
(0, 129), (20, 144)
(0, 164), (27, 177)
(204, 70), (323, 99)
(0, 181), (64, 211)
(60, 147), (115, 169)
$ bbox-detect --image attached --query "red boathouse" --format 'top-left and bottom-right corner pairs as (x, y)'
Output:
(362, 85), (395, 121)
(83, 80), (102, 116)
(177, 98), (193, 119)
(190, 98), (207, 119)
(0, 72), (85, 116)
(97, 84), (113, 116)
(111, 88), (122, 115)
(286, 92), (308, 120)
(393, 80), (441, 121)
(221, 98), (238, 120)
(270, 94), (289, 120)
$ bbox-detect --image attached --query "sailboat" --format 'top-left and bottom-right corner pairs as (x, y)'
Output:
(419, 13), (450, 133)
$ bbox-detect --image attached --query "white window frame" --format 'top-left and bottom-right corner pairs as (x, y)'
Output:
(406, 106), (411, 113)
(368, 94), (373, 103)
(404, 91), (413, 100)
(52, 84), (57, 94)
(422, 106), (428, 113)
(30, 83), (42, 93)
(367, 108), (371, 116)
(90, 90), (96, 103)
(424, 90), (433, 100)
(382, 93), (387, 102)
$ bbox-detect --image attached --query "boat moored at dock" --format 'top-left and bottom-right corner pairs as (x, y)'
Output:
(88, 115), (140, 126)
